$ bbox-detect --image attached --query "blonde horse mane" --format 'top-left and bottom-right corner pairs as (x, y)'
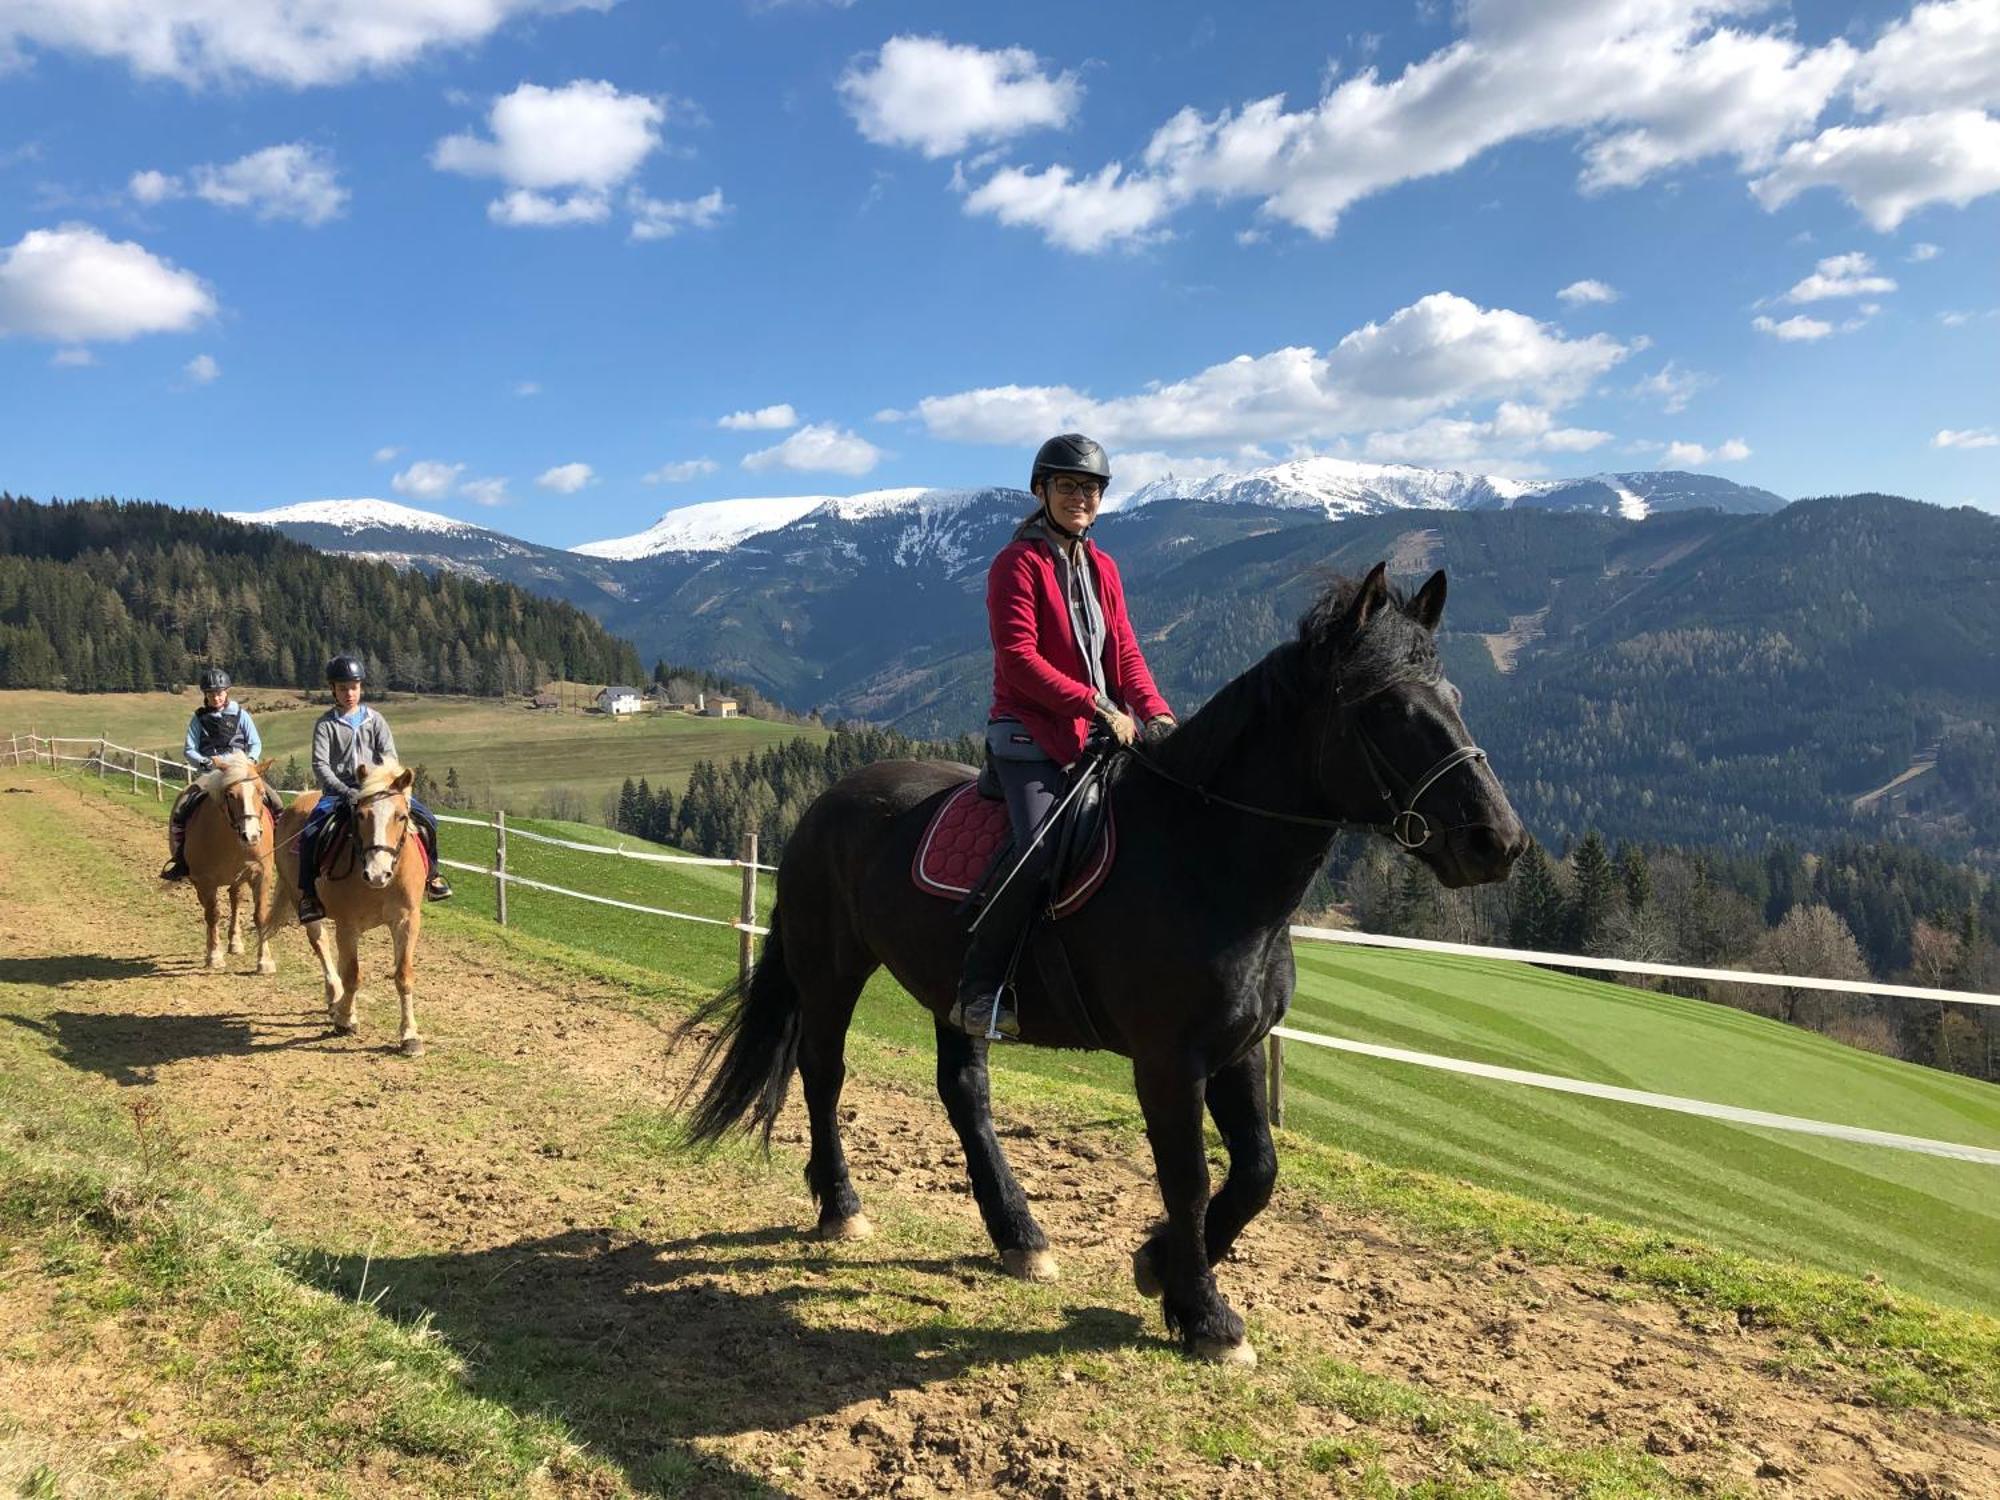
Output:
(356, 759), (410, 799)
(197, 752), (263, 795)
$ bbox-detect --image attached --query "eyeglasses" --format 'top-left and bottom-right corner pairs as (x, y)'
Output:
(1048, 476), (1104, 501)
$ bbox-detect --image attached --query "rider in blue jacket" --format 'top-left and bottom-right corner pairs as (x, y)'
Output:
(160, 666), (281, 880)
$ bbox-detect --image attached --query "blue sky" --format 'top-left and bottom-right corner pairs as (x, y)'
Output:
(0, 0), (1995, 547)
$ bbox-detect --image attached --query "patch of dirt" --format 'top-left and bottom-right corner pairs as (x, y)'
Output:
(1481, 608), (1550, 675)
(4, 773), (1998, 1499)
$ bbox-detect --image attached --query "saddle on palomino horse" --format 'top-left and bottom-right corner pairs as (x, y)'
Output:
(311, 801), (430, 882)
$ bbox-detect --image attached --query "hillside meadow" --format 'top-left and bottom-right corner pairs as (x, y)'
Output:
(0, 685), (824, 812)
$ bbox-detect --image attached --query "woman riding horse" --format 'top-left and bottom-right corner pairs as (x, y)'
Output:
(953, 433), (1176, 1040)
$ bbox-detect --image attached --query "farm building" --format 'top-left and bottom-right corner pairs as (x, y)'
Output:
(597, 685), (644, 715)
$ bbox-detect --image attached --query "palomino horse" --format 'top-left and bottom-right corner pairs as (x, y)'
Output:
(679, 566), (1528, 1364)
(184, 752), (280, 974)
(273, 761), (431, 1056)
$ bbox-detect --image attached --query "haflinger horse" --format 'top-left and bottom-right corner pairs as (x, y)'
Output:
(273, 760), (430, 1056)
(677, 564), (1528, 1365)
(184, 751), (279, 974)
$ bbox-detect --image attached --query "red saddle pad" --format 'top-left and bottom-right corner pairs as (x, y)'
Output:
(912, 780), (1113, 919)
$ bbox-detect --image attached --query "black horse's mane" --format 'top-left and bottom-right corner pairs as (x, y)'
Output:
(1150, 575), (1440, 786)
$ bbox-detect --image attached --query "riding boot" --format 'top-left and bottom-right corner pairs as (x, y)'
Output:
(296, 828), (324, 924)
(159, 793), (194, 880)
(417, 819), (452, 901)
(949, 843), (1050, 1040)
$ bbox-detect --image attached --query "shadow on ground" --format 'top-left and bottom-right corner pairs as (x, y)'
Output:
(317, 1226), (1147, 1497)
(2, 1009), (343, 1086)
(0, 954), (165, 987)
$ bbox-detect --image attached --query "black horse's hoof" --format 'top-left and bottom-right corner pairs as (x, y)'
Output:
(814, 1213), (873, 1242)
(1132, 1243), (1163, 1298)
(1192, 1335), (1257, 1367)
(1002, 1247), (1059, 1283)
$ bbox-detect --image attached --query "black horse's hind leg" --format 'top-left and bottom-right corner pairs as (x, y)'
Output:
(1131, 1054), (1255, 1364)
(798, 970), (873, 1240)
(933, 1021), (1056, 1281)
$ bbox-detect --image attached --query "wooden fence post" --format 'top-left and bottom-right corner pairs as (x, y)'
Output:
(738, 831), (760, 984)
(129, 745), (139, 795)
(152, 751), (163, 802)
(96, 735), (106, 779)
(6, 733), (16, 767)
(1267, 1033), (1284, 1127)
(494, 809), (508, 926)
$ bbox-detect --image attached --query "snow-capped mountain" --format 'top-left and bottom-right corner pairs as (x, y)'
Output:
(1120, 458), (1786, 520)
(574, 486), (1002, 563)
(222, 497), (483, 536)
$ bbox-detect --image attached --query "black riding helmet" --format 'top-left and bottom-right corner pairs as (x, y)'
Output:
(198, 666), (231, 694)
(1030, 433), (1111, 494)
(325, 654), (365, 684)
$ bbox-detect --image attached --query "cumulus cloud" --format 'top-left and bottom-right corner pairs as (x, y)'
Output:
(1752, 313), (1835, 341)
(839, 36), (1080, 159)
(459, 476), (509, 506)
(1557, 279), (1618, 305)
(963, 164), (1176, 254)
(1751, 111), (2000, 230)
(719, 403), (798, 431)
(372, 445), (403, 463)
(434, 80), (665, 226)
(912, 292), (1631, 450)
(1099, 449), (1241, 506)
(1935, 427), (1999, 449)
(183, 352), (219, 383)
(1663, 438), (1752, 466)
(536, 461), (595, 493)
(1363, 403), (1610, 467)
(201, 143), (347, 223)
(1852, 0), (2000, 115)
(1784, 251), (1896, 302)
(392, 460), (465, 499)
(742, 423), (883, 476)
(129, 168), (179, 204)
(0, 0), (615, 88)
(644, 458), (719, 483)
(0, 224), (215, 342)
(628, 186), (727, 241)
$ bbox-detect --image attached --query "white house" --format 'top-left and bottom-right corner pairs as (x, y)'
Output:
(597, 685), (644, 715)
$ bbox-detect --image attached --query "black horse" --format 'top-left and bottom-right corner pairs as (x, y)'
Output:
(678, 564), (1527, 1363)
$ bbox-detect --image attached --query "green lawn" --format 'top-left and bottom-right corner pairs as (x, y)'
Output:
(0, 685), (823, 813)
(426, 807), (2000, 1318)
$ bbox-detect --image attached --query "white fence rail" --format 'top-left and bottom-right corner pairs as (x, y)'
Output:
(9, 728), (1998, 1166)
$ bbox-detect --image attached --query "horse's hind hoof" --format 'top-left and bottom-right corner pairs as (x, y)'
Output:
(400, 1036), (426, 1058)
(1193, 1336), (1257, 1368)
(1132, 1244), (1163, 1299)
(256, 960), (277, 976)
(814, 1214), (873, 1242)
(1002, 1248), (1059, 1283)
(331, 1023), (357, 1038)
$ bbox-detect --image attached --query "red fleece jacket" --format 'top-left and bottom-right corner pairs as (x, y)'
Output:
(986, 536), (1171, 764)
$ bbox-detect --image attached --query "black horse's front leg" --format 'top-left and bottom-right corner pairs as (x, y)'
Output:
(934, 1020), (1056, 1280)
(1198, 1045), (1278, 1266)
(1131, 1053), (1254, 1364)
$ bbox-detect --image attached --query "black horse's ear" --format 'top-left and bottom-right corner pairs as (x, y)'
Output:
(1411, 569), (1447, 631)
(1345, 561), (1391, 634)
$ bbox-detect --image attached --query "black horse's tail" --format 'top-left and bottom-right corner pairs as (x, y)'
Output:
(673, 910), (802, 1149)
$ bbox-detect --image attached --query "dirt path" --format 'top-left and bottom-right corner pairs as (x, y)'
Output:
(3, 773), (1996, 1499)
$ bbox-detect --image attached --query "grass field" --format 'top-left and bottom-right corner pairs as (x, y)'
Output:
(416, 804), (2000, 1318)
(0, 685), (823, 812)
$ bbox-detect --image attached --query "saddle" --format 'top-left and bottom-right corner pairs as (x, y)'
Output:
(311, 801), (427, 880)
(912, 755), (1115, 919)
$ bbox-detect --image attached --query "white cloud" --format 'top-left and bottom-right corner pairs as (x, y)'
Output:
(1557, 279), (1618, 305)
(513, 380), (540, 396)
(372, 445), (403, 463)
(1363, 403), (1611, 467)
(840, 36), (1080, 159)
(536, 462), (595, 493)
(1752, 313), (1835, 341)
(1908, 241), (1940, 261)
(0, 0), (615, 88)
(195, 143), (346, 224)
(628, 186), (727, 240)
(50, 346), (94, 367)
(742, 423), (883, 476)
(952, 3), (1859, 251)
(1751, 110), (2000, 230)
(183, 352), (219, 383)
(1784, 251), (1897, 302)
(719, 403), (798, 431)
(913, 292), (1630, 449)
(1853, 0), (2000, 115)
(1632, 361), (1710, 415)
(644, 458), (719, 483)
(0, 223), (215, 342)
(434, 80), (665, 226)
(1099, 449), (1240, 506)
(1663, 437), (1752, 466)
(392, 460), (465, 499)
(129, 168), (181, 204)
(1935, 427), (2000, 449)
(459, 476), (510, 505)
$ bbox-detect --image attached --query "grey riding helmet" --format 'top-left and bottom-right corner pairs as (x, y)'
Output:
(1030, 433), (1111, 493)
(197, 666), (231, 694)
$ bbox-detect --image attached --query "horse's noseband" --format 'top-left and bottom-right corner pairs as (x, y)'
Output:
(353, 789), (411, 867)
(1371, 742), (1488, 850)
